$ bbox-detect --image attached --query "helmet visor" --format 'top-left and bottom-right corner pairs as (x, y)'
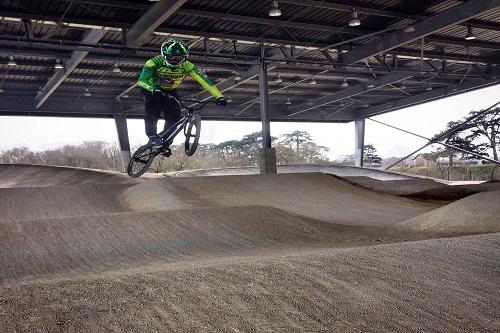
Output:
(164, 54), (185, 66)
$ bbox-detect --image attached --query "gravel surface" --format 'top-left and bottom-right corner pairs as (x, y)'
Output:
(1, 165), (498, 332)
(1, 234), (499, 332)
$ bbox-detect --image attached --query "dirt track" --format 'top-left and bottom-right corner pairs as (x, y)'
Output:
(0, 164), (499, 332)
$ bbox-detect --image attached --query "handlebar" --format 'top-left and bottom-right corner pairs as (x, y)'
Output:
(156, 90), (217, 114)
(176, 98), (216, 114)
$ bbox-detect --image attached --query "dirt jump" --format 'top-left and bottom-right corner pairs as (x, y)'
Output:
(1, 164), (499, 332)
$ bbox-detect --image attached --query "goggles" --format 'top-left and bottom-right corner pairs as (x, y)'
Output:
(163, 54), (186, 66)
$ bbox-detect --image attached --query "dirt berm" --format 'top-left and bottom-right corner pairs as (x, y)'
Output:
(123, 173), (439, 226)
(0, 164), (499, 332)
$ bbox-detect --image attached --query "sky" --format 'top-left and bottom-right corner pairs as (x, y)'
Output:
(0, 84), (498, 160)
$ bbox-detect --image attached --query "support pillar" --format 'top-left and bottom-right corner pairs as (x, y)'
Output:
(258, 44), (277, 174)
(113, 108), (131, 172)
(355, 118), (365, 167)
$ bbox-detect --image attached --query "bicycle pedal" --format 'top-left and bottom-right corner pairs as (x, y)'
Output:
(161, 148), (172, 157)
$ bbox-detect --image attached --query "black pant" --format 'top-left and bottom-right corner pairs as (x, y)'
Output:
(142, 89), (181, 137)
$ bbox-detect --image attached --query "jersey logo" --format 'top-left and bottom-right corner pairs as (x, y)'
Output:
(159, 77), (175, 86)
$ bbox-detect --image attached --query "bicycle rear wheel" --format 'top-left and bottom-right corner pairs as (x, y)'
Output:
(184, 114), (201, 156)
(127, 144), (156, 178)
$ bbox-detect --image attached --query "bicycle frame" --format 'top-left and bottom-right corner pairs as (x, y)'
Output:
(157, 114), (190, 144)
(155, 95), (212, 146)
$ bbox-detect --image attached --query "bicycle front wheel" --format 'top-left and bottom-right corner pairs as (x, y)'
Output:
(127, 144), (156, 178)
(184, 114), (201, 156)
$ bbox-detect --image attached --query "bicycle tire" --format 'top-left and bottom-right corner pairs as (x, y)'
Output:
(127, 144), (156, 178)
(184, 114), (201, 156)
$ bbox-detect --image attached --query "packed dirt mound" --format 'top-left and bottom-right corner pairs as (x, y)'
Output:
(2, 164), (499, 332)
(406, 182), (500, 201)
(343, 176), (443, 196)
(124, 173), (438, 226)
(169, 164), (413, 180)
(0, 184), (131, 222)
(398, 190), (500, 233)
(345, 175), (500, 201)
(1, 234), (498, 332)
(0, 205), (399, 283)
(0, 164), (137, 188)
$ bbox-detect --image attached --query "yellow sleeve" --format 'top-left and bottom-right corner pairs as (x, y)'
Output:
(188, 64), (223, 99)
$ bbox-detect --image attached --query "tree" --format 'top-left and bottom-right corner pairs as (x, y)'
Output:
(431, 115), (493, 165)
(363, 144), (382, 166)
(335, 154), (355, 166)
(280, 131), (312, 156)
(216, 139), (244, 165)
(466, 107), (500, 161)
(0, 147), (39, 164)
(239, 131), (263, 163)
(299, 142), (329, 163)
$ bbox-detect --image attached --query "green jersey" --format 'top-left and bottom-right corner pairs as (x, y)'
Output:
(137, 55), (223, 99)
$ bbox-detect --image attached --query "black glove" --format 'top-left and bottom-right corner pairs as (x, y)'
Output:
(216, 97), (227, 107)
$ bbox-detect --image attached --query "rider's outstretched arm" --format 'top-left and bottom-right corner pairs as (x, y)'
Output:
(188, 64), (223, 99)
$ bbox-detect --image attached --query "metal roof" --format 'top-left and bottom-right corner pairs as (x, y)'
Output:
(0, 0), (499, 122)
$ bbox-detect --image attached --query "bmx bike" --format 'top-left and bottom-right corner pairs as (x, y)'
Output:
(127, 96), (216, 178)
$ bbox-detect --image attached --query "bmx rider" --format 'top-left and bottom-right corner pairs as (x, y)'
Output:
(137, 39), (226, 145)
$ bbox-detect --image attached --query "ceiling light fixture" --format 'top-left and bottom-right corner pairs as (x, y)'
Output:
(465, 24), (476, 40)
(286, 97), (292, 105)
(275, 73), (283, 83)
(404, 18), (416, 33)
(348, 8), (361, 27)
(84, 88), (92, 97)
(234, 71), (242, 81)
(341, 76), (348, 88)
(366, 80), (375, 88)
(400, 81), (406, 89)
(425, 82), (433, 91)
(269, 1), (282, 17)
(309, 76), (317, 85)
(112, 62), (121, 73)
(54, 58), (64, 69)
(7, 55), (17, 66)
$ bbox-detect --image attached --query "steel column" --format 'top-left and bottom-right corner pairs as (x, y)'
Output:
(355, 118), (365, 167)
(113, 109), (131, 172)
(258, 47), (277, 174)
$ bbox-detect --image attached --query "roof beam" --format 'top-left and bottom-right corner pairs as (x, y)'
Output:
(0, 12), (326, 48)
(191, 62), (271, 102)
(342, 0), (500, 65)
(279, 0), (500, 32)
(286, 68), (419, 116)
(34, 29), (105, 109)
(4, 12), (500, 52)
(279, 0), (408, 18)
(125, 0), (188, 47)
(61, 0), (500, 32)
(3, 35), (499, 67)
(191, 47), (303, 101)
(354, 79), (500, 119)
(176, 8), (367, 35)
